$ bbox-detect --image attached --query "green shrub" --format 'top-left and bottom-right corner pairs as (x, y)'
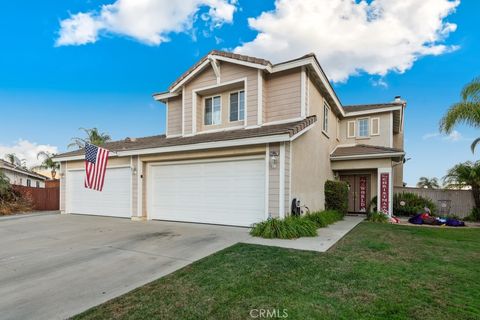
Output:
(325, 180), (348, 215)
(464, 208), (480, 222)
(393, 192), (437, 216)
(250, 216), (317, 239)
(305, 210), (344, 228)
(367, 211), (388, 223)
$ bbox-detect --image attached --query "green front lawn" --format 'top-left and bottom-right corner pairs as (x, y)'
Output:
(75, 223), (480, 320)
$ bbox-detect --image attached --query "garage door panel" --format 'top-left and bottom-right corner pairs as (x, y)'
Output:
(66, 167), (131, 218)
(149, 158), (265, 226)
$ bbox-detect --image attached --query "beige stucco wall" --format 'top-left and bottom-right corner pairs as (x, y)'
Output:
(167, 95), (182, 136)
(265, 69), (302, 123)
(65, 157), (130, 169)
(290, 77), (338, 213)
(393, 131), (404, 186)
(339, 112), (392, 147)
(331, 158), (392, 171)
(268, 143), (280, 217)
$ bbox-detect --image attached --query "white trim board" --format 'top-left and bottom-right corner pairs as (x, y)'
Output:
(343, 106), (402, 117)
(330, 152), (405, 161)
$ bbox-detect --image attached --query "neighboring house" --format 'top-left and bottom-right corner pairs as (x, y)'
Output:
(54, 50), (405, 226)
(0, 159), (47, 188)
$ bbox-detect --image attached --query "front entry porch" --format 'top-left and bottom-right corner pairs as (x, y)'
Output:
(331, 158), (398, 216)
(340, 173), (372, 213)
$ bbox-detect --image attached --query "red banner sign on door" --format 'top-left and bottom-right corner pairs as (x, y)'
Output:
(359, 176), (367, 212)
(380, 173), (389, 214)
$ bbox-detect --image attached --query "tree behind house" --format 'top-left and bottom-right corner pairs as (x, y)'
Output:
(68, 128), (112, 149)
(440, 77), (480, 152)
(443, 161), (480, 209)
(416, 177), (440, 189)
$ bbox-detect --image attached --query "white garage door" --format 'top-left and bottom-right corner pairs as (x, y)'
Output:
(148, 157), (266, 226)
(66, 167), (131, 218)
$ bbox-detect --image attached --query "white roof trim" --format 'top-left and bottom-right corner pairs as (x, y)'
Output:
(169, 59), (211, 93)
(343, 106), (402, 117)
(54, 134), (292, 162)
(330, 152), (405, 161)
(212, 55), (272, 72)
(153, 91), (180, 102)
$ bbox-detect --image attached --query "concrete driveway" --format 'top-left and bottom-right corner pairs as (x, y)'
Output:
(0, 213), (250, 320)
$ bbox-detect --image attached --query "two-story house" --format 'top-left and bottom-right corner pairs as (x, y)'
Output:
(54, 50), (406, 226)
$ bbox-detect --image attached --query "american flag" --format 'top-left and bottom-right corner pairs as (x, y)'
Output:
(84, 144), (110, 191)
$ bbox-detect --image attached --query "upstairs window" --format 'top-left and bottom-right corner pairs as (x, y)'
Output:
(204, 96), (221, 125)
(229, 90), (245, 122)
(36, 181), (40, 188)
(323, 102), (329, 133)
(357, 118), (369, 137)
(27, 179), (31, 187)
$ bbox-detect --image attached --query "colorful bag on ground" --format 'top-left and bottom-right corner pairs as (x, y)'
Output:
(445, 218), (465, 227)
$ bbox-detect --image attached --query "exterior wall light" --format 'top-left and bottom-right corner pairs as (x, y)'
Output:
(269, 151), (279, 169)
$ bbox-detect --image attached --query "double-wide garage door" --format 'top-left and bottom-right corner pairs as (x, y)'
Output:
(66, 167), (131, 218)
(148, 157), (266, 226)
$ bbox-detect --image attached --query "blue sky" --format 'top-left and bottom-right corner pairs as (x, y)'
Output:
(0, 0), (478, 186)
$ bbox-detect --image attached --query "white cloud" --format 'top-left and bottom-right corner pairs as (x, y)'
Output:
(234, 0), (460, 82)
(422, 132), (440, 140)
(443, 130), (463, 142)
(422, 130), (465, 142)
(0, 140), (58, 168)
(56, 0), (237, 46)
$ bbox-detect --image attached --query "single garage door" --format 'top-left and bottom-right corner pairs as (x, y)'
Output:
(148, 157), (265, 226)
(66, 167), (131, 218)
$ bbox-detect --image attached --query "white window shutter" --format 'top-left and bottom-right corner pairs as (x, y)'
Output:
(371, 118), (380, 136)
(347, 121), (355, 138)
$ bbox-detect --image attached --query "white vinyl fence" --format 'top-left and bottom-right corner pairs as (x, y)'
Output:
(394, 187), (475, 218)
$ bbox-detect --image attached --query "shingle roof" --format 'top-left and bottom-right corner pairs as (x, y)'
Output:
(55, 116), (317, 159)
(343, 102), (404, 113)
(0, 159), (48, 180)
(168, 50), (272, 91)
(331, 144), (404, 158)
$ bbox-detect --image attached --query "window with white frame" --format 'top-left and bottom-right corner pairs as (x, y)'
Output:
(229, 90), (245, 122)
(36, 181), (40, 188)
(27, 179), (31, 187)
(357, 118), (369, 137)
(204, 95), (221, 125)
(323, 102), (329, 133)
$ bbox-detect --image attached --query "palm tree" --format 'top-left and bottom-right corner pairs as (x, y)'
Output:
(416, 177), (440, 189)
(440, 77), (480, 152)
(443, 161), (480, 208)
(68, 128), (112, 149)
(32, 151), (60, 179)
(4, 153), (22, 166)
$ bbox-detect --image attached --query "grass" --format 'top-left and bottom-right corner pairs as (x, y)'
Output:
(74, 223), (480, 320)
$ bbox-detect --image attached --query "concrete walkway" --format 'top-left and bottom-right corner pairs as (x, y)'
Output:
(243, 215), (364, 252)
